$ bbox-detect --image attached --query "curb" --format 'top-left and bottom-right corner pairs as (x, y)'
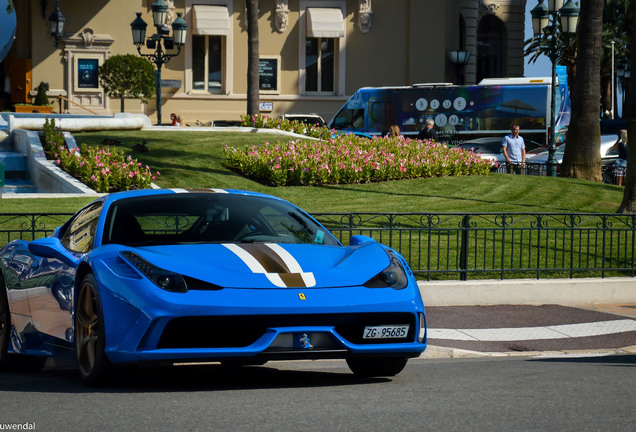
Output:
(418, 344), (636, 360)
(418, 278), (636, 307)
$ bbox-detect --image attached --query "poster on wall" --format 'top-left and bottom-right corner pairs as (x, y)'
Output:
(258, 57), (279, 93)
(77, 59), (99, 88)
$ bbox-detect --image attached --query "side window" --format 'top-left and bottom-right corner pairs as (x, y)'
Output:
(60, 202), (103, 253)
(332, 108), (364, 130)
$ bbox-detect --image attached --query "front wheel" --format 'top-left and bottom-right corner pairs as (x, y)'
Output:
(346, 357), (408, 377)
(75, 273), (112, 386)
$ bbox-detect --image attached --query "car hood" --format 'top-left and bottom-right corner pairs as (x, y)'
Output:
(126, 242), (391, 289)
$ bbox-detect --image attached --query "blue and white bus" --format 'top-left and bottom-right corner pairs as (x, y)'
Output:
(329, 68), (570, 146)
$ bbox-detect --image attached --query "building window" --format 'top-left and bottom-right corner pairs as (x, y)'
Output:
(477, 15), (504, 82)
(305, 38), (334, 93)
(192, 35), (223, 92)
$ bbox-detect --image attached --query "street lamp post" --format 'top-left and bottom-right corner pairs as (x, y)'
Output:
(531, 0), (579, 177)
(610, 41), (616, 120)
(131, 0), (187, 125)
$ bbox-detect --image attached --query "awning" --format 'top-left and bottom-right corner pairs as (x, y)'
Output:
(192, 5), (230, 35)
(306, 8), (345, 38)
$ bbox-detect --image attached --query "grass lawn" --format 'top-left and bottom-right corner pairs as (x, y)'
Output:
(0, 130), (625, 214)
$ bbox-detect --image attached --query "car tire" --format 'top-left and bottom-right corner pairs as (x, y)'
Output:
(0, 274), (46, 372)
(75, 273), (112, 386)
(346, 357), (408, 377)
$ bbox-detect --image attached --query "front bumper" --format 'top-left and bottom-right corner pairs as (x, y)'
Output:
(93, 260), (427, 365)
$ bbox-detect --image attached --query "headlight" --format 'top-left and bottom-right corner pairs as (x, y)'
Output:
(363, 249), (409, 290)
(120, 251), (188, 293)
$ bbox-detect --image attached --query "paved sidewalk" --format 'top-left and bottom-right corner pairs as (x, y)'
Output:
(420, 304), (636, 359)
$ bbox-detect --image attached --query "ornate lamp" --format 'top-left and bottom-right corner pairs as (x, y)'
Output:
(48, 0), (66, 47)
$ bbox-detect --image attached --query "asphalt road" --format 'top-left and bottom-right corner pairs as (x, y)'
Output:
(1, 355), (635, 432)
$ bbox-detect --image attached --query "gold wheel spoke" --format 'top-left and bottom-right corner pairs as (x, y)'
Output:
(77, 310), (98, 329)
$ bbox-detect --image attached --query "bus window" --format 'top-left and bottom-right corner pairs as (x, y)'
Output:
(332, 108), (364, 130)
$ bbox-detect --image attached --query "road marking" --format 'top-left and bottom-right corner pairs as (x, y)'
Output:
(428, 319), (636, 341)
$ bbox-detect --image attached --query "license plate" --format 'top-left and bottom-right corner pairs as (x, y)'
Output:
(363, 325), (409, 339)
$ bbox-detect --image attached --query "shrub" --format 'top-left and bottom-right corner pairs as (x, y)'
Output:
(34, 82), (50, 106)
(98, 54), (155, 112)
(240, 113), (332, 141)
(224, 134), (494, 186)
(41, 118), (159, 193)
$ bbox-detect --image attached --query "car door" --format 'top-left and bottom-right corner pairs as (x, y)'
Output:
(27, 202), (102, 344)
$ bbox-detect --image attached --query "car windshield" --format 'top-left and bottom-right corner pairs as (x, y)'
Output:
(102, 193), (340, 247)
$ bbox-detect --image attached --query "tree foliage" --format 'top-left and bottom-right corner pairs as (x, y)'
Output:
(98, 54), (155, 112)
(599, 0), (633, 116)
(524, 15), (577, 103)
(525, 0), (633, 115)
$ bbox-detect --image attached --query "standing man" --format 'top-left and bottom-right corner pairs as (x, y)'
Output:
(417, 118), (438, 141)
(502, 124), (526, 174)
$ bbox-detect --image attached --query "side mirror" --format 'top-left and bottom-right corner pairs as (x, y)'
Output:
(28, 237), (78, 266)
(350, 235), (377, 246)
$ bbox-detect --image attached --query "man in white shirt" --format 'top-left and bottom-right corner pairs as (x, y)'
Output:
(502, 124), (526, 174)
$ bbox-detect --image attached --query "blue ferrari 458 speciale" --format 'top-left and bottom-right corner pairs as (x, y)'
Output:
(0, 189), (427, 385)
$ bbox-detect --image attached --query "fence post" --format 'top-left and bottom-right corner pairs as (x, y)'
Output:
(460, 214), (470, 281)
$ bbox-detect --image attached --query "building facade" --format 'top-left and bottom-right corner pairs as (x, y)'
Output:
(4, 0), (527, 124)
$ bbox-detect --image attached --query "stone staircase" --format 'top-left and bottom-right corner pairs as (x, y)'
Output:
(0, 134), (36, 194)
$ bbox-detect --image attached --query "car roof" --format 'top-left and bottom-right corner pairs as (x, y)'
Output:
(96, 188), (284, 209)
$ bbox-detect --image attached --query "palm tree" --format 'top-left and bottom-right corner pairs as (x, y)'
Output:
(246, 0), (259, 116)
(617, 5), (636, 212)
(525, 0), (633, 113)
(599, 0), (632, 117)
(524, 17), (577, 104)
(560, 0), (604, 181)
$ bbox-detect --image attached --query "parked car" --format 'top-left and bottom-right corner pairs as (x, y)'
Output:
(281, 113), (326, 127)
(457, 137), (545, 164)
(0, 189), (427, 385)
(526, 135), (619, 166)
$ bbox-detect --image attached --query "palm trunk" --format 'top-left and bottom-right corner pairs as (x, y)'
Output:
(560, 0), (604, 182)
(246, 0), (259, 116)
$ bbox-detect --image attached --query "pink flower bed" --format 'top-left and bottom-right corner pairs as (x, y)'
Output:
(224, 134), (494, 186)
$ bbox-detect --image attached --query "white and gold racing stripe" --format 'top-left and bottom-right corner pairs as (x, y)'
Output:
(223, 243), (316, 288)
(169, 188), (228, 194)
(265, 243), (316, 287)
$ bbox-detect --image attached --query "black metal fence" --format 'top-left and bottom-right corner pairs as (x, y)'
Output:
(2, 212), (635, 281)
(493, 163), (621, 185)
(313, 212), (636, 280)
